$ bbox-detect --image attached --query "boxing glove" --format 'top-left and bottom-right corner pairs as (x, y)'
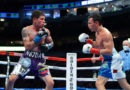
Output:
(33, 29), (48, 44)
(128, 38), (130, 44)
(82, 44), (99, 54)
(78, 33), (93, 44)
(39, 43), (52, 53)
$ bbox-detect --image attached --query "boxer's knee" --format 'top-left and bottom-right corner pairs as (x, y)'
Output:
(96, 77), (106, 88)
(8, 74), (18, 84)
(46, 79), (54, 88)
(96, 80), (103, 88)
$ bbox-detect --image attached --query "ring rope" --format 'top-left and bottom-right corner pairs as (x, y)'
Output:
(0, 74), (117, 82)
(0, 51), (117, 89)
(0, 51), (22, 56)
(0, 51), (103, 61)
(0, 60), (100, 70)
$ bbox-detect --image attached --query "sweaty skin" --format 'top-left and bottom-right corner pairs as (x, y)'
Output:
(21, 15), (53, 51)
(88, 18), (113, 55)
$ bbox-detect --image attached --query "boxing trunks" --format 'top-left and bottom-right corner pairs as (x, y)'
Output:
(98, 48), (126, 80)
(11, 50), (49, 77)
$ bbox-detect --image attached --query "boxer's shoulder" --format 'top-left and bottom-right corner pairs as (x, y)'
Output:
(43, 27), (50, 33)
(23, 25), (32, 30)
(22, 26), (36, 36)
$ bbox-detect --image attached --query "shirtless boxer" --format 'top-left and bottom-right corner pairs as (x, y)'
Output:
(79, 13), (130, 90)
(6, 10), (54, 90)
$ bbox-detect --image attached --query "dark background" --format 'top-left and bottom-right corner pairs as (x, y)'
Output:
(0, 0), (130, 89)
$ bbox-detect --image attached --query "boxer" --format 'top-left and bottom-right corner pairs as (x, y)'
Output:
(6, 10), (54, 90)
(79, 13), (130, 90)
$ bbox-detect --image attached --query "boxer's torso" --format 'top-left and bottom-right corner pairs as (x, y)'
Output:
(95, 27), (114, 54)
(23, 25), (47, 52)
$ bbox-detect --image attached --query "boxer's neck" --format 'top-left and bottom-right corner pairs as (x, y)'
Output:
(97, 25), (103, 33)
(32, 24), (40, 31)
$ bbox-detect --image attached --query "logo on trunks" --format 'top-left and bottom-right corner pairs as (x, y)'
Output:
(25, 51), (44, 59)
(102, 63), (109, 68)
(113, 69), (118, 73)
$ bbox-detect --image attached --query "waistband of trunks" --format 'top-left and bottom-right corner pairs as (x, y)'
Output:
(102, 55), (112, 61)
(23, 50), (44, 59)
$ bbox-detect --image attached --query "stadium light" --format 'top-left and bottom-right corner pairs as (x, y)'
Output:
(0, 46), (25, 51)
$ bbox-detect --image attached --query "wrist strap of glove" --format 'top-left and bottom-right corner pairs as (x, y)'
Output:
(86, 38), (93, 44)
(90, 48), (100, 54)
(45, 43), (52, 50)
(33, 34), (41, 44)
(40, 43), (52, 53)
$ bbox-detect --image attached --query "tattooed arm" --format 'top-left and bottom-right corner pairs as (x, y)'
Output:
(21, 28), (36, 50)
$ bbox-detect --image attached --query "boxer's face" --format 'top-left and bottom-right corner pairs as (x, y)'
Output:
(34, 15), (45, 28)
(88, 18), (97, 32)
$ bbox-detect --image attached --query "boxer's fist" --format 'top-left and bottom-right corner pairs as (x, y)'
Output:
(37, 29), (48, 38)
(78, 33), (89, 43)
(33, 29), (48, 44)
(82, 44), (92, 54)
(78, 33), (93, 44)
(82, 44), (100, 54)
(40, 43), (52, 53)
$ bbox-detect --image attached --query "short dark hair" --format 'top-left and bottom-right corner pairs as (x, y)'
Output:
(88, 13), (102, 25)
(31, 10), (45, 20)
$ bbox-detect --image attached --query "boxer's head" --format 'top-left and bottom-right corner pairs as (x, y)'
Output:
(31, 10), (45, 28)
(88, 13), (102, 32)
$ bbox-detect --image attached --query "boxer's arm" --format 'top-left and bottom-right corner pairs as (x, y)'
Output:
(39, 29), (54, 52)
(22, 28), (36, 49)
(45, 29), (54, 47)
(91, 54), (96, 63)
(100, 34), (113, 55)
(92, 33), (99, 48)
(92, 41), (98, 47)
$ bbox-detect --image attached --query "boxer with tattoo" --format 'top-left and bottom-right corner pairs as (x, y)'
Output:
(6, 10), (54, 90)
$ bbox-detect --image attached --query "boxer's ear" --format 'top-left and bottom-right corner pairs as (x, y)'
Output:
(95, 21), (99, 25)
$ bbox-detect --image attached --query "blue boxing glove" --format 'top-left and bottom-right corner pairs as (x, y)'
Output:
(33, 29), (48, 44)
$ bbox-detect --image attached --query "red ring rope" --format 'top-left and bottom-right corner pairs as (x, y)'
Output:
(0, 51), (103, 62)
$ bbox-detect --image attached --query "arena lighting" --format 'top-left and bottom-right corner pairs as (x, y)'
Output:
(82, 0), (113, 6)
(0, 18), (5, 22)
(0, 46), (25, 51)
(24, 0), (114, 10)
(24, 1), (82, 10)
(0, 13), (19, 18)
